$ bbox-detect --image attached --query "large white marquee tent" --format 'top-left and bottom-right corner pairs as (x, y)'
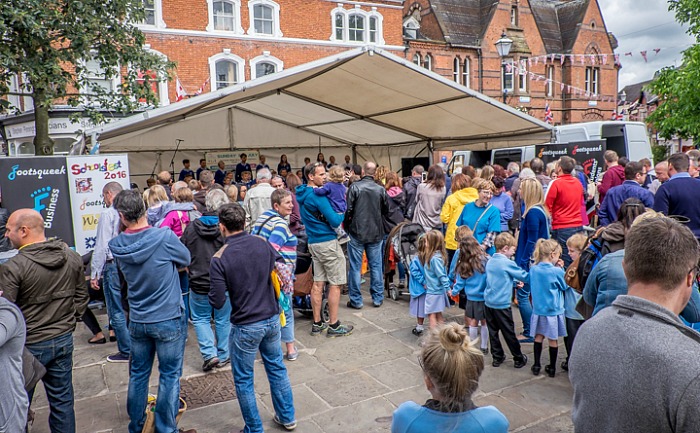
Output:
(86, 46), (552, 178)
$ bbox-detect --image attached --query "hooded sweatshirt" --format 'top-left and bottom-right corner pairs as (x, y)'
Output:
(295, 184), (343, 245)
(181, 214), (224, 295)
(0, 239), (89, 344)
(598, 165), (625, 202)
(440, 187), (478, 250)
(109, 227), (190, 323)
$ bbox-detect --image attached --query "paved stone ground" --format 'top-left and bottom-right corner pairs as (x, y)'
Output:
(29, 286), (574, 433)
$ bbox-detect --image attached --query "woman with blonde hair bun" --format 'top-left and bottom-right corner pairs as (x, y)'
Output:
(391, 323), (509, 432)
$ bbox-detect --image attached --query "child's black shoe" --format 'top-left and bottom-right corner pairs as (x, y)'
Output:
(513, 354), (528, 369)
(492, 357), (505, 367)
(545, 365), (556, 377)
(531, 365), (541, 376)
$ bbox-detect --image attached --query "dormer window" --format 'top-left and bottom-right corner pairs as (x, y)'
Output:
(511, 6), (518, 26)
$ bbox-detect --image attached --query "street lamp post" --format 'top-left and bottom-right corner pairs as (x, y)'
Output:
(618, 90), (627, 120)
(495, 31), (513, 104)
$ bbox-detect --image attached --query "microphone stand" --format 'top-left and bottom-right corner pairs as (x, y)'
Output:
(169, 139), (184, 179)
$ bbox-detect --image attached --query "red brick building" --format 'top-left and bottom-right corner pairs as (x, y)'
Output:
(403, 0), (619, 125)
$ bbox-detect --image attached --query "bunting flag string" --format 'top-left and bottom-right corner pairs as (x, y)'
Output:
(520, 48), (665, 68)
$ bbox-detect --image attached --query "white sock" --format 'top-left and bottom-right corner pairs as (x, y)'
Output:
(416, 324), (424, 331)
(480, 325), (489, 349)
(469, 326), (479, 342)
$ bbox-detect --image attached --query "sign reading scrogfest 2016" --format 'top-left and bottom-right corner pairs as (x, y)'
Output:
(0, 157), (75, 247)
(66, 155), (130, 255)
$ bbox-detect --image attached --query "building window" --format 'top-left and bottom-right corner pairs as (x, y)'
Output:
(139, 47), (170, 105)
(330, 6), (383, 44)
(518, 57), (528, 92)
(250, 54), (283, 79)
(7, 75), (21, 110)
(138, 0), (165, 28)
(585, 67), (599, 94)
(453, 58), (460, 83)
(82, 58), (119, 95)
(423, 54), (432, 71)
(248, 0), (282, 37)
(511, 6), (518, 26)
(403, 16), (420, 39)
(209, 52), (245, 90)
(207, 0), (243, 33)
(502, 60), (514, 92)
(348, 14), (365, 42)
(413, 53), (422, 66)
(546, 66), (554, 97)
(462, 58), (470, 88)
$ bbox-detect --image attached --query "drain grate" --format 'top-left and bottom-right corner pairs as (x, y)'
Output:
(180, 370), (237, 409)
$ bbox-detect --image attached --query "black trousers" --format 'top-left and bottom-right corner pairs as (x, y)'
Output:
(564, 317), (584, 359)
(484, 306), (523, 361)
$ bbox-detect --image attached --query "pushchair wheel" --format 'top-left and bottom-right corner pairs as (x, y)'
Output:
(389, 286), (399, 301)
(321, 298), (330, 323)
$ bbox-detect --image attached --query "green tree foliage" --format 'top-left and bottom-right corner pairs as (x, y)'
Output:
(647, 0), (700, 141)
(0, 0), (175, 155)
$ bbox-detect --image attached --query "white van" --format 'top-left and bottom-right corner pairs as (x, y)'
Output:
(447, 121), (652, 174)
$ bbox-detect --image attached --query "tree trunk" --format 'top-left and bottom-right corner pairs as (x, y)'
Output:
(33, 88), (54, 156)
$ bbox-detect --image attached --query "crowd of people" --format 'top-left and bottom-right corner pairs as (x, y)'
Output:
(1, 148), (700, 433)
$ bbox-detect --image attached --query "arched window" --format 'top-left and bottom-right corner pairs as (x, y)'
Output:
(139, 46), (170, 106)
(413, 53), (422, 66)
(250, 54), (284, 79)
(369, 16), (378, 43)
(453, 57), (460, 83)
(348, 14), (365, 42)
(209, 52), (245, 90)
(462, 58), (470, 89)
(423, 54), (432, 71)
(335, 12), (345, 40)
(248, 0), (282, 37)
(214, 0), (235, 30)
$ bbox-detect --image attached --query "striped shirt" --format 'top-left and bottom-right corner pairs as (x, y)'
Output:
(252, 209), (298, 267)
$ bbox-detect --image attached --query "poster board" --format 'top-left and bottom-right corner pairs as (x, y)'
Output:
(205, 150), (260, 171)
(66, 155), (131, 255)
(535, 140), (606, 183)
(0, 157), (75, 247)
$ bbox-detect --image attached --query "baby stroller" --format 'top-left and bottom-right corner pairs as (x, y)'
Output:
(292, 232), (330, 323)
(383, 222), (425, 301)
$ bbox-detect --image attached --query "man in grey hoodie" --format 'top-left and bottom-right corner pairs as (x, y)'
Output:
(570, 215), (700, 432)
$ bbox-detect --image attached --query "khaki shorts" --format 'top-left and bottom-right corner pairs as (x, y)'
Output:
(308, 239), (347, 286)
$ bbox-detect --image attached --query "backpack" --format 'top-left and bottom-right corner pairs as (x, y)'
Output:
(574, 228), (607, 293)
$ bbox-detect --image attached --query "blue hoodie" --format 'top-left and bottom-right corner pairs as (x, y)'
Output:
(484, 253), (528, 309)
(408, 257), (426, 298)
(529, 262), (566, 316)
(451, 256), (489, 301)
(109, 227), (190, 323)
(423, 253), (450, 296)
(296, 184), (344, 244)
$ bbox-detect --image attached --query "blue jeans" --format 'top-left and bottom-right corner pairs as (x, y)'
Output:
(103, 261), (130, 355)
(231, 316), (295, 433)
(347, 236), (384, 306)
(280, 293), (295, 344)
(552, 227), (583, 268)
(26, 332), (76, 433)
(190, 291), (231, 362)
(517, 280), (533, 336)
(127, 316), (187, 433)
(179, 271), (190, 320)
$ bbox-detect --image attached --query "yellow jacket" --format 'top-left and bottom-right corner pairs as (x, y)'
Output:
(440, 187), (479, 250)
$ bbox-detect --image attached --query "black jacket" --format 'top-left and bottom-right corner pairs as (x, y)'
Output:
(345, 176), (389, 243)
(383, 191), (407, 234)
(0, 208), (11, 252)
(181, 213), (225, 295)
(403, 176), (422, 220)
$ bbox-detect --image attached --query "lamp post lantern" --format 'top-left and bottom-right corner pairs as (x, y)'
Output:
(495, 31), (513, 104)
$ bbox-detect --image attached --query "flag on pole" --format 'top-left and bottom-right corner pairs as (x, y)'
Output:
(175, 77), (187, 102)
(544, 102), (553, 124)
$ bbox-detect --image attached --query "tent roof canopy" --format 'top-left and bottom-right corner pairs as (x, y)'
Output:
(88, 47), (552, 153)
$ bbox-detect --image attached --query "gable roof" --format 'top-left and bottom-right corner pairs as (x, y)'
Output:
(528, 0), (591, 54)
(429, 0), (498, 47)
(620, 79), (654, 105)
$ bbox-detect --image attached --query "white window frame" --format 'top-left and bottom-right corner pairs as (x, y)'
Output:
(247, 0), (282, 37)
(502, 58), (514, 92)
(137, 46), (170, 106)
(137, 0), (166, 29)
(207, 0), (243, 33)
(423, 54), (432, 70)
(250, 53), (283, 79)
(7, 75), (21, 110)
(585, 66), (600, 95)
(79, 56), (121, 100)
(403, 16), (420, 39)
(453, 57), (460, 84)
(462, 58), (470, 89)
(329, 5), (384, 44)
(546, 65), (554, 97)
(209, 51), (245, 90)
(518, 57), (528, 92)
(21, 74), (34, 111)
(413, 53), (422, 66)
(511, 5), (518, 26)
(347, 12), (365, 42)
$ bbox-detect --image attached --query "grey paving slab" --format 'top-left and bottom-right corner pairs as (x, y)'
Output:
(32, 393), (126, 433)
(478, 363), (538, 394)
(362, 357), (424, 390)
(311, 396), (395, 433)
(384, 385), (431, 409)
(313, 333), (413, 374)
(517, 413), (575, 433)
(177, 400), (245, 433)
(306, 370), (390, 407)
(474, 394), (543, 431)
(497, 376), (573, 414)
(260, 383), (331, 421)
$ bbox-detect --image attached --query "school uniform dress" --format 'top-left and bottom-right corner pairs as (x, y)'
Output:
(528, 262), (567, 340)
(408, 257), (426, 319)
(423, 254), (451, 314)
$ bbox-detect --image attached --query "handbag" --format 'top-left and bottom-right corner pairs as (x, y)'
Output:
(565, 257), (581, 292)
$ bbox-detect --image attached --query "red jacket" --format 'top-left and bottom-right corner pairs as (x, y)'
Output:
(597, 165), (625, 202)
(545, 174), (584, 229)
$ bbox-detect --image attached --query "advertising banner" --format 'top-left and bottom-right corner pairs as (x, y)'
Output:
(535, 140), (607, 183)
(205, 150), (260, 171)
(0, 157), (75, 247)
(66, 155), (130, 255)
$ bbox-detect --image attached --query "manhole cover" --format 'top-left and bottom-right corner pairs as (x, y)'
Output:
(180, 370), (236, 409)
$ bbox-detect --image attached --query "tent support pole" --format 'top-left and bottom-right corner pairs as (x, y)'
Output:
(228, 108), (236, 150)
(427, 140), (434, 166)
(351, 145), (357, 164)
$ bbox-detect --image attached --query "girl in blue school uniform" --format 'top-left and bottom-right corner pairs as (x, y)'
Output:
(418, 230), (451, 329)
(529, 239), (568, 378)
(408, 236), (427, 336)
(450, 235), (490, 355)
